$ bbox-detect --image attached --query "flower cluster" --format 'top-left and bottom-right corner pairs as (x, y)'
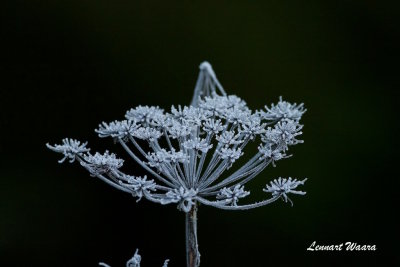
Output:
(48, 62), (307, 213)
(264, 177), (307, 206)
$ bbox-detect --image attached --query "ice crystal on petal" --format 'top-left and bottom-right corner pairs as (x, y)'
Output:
(263, 177), (307, 206)
(216, 184), (250, 206)
(46, 138), (89, 163)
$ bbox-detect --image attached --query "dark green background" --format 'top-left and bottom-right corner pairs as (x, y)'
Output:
(1, 1), (398, 266)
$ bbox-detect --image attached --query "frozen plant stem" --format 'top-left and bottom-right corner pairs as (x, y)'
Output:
(47, 61), (308, 267)
(186, 203), (200, 267)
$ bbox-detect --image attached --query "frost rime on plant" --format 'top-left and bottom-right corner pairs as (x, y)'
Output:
(47, 61), (307, 267)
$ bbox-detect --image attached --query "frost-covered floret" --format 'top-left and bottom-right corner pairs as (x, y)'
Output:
(218, 147), (243, 167)
(132, 127), (162, 142)
(96, 120), (138, 139)
(146, 149), (189, 171)
(216, 131), (244, 147)
(262, 119), (303, 151)
(240, 115), (267, 140)
(163, 187), (198, 212)
(119, 175), (156, 201)
(182, 138), (213, 153)
(263, 177), (307, 206)
(125, 105), (164, 125)
(216, 184), (250, 206)
(203, 118), (225, 134)
(258, 143), (288, 166)
(167, 120), (193, 139)
(81, 151), (123, 175)
(46, 138), (89, 163)
(261, 96), (306, 121)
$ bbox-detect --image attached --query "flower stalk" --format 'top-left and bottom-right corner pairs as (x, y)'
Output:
(186, 203), (200, 267)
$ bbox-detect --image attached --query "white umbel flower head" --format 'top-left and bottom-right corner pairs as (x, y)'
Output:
(48, 61), (307, 214)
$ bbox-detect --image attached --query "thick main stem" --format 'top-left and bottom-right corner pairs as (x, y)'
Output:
(185, 203), (200, 267)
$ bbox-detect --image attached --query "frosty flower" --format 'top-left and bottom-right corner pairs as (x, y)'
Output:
(96, 120), (139, 140)
(119, 175), (156, 201)
(181, 106), (209, 126)
(216, 184), (250, 206)
(203, 118), (225, 134)
(263, 177), (307, 206)
(163, 187), (198, 212)
(216, 130), (244, 147)
(146, 149), (189, 171)
(125, 105), (165, 125)
(218, 147), (244, 167)
(48, 62), (307, 212)
(223, 107), (251, 125)
(258, 143), (289, 166)
(48, 61), (308, 267)
(81, 151), (123, 175)
(240, 115), (267, 140)
(167, 120), (193, 139)
(262, 119), (303, 151)
(261, 96), (306, 121)
(46, 138), (90, 163)
(132, 127), (162, 142)
(183, 138), (213, 153)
